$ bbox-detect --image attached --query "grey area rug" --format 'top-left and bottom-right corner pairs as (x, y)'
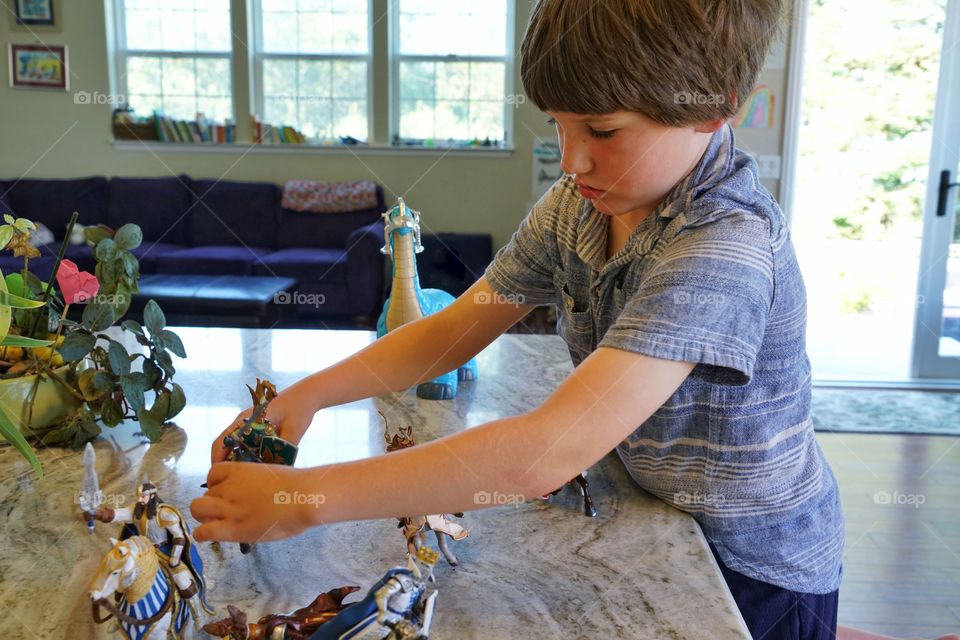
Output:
(812, 388), (960, 435)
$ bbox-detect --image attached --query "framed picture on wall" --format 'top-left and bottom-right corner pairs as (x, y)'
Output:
(8, 44), (68, 90)
(15, 0), (54, 25)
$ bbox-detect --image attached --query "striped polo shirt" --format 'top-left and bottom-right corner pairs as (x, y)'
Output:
(485, 124), (844, 594)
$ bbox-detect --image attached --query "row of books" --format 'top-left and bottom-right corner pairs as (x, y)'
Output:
(153, 111), (236, 144)
(251, 115), (308, 144)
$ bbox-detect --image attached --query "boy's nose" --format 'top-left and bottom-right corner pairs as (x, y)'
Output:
(559, 135), (593, 176)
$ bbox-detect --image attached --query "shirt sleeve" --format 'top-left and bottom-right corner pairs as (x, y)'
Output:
(599, 211), (775, 385)
(483, 182), (562, 306)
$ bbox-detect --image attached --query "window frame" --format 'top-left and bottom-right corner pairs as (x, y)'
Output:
(250, 0), (375, 143)
(111, 0), (236, 123)
(388, 0), (516, 146)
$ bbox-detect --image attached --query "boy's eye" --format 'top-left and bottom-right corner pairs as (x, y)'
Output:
(546, 117), (557, 126)
(588, 126), (616, 139)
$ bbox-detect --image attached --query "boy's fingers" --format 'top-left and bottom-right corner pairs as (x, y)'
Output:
(194, 520), (231, 543)
(189, 495), (224, 522)
(205, 462), (232, 488)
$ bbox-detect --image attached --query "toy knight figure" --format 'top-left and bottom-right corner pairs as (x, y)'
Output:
(84, 479), (214, 630)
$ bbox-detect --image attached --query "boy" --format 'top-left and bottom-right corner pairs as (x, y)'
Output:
(192, 0), (844, 637)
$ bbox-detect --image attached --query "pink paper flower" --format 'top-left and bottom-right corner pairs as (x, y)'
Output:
(56, 259), (100, 304)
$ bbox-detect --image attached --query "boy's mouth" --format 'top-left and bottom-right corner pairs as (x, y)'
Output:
(577, 182), (605, 199)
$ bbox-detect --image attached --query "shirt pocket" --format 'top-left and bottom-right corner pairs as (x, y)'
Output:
(554, 268), (594, 362)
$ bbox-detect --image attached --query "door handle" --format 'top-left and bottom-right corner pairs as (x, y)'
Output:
(937, 169), (959, 217)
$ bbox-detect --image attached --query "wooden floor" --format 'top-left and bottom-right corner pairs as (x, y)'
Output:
(818, 432), (960, 639)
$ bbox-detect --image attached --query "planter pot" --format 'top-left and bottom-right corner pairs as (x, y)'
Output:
(0, 365), (85, 437)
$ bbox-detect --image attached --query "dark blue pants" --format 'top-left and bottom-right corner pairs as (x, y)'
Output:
(710, 544), (839, 640)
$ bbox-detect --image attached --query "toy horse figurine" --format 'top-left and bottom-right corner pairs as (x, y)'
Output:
(381, 411), (469, 567)
(203, 586), (360, 640)
(377, 198), (478, 400)
(543, 472), (598, 518)
(306, 548), (439, 640)
(89, 535), (192, 640)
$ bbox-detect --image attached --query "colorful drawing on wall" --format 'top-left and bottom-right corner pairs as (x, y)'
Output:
(734, 85), (775, 129)
(15, 0), (54, 25)
(8, 44), (68, 90)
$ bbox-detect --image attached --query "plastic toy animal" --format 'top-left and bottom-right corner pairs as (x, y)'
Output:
(543, 472), (597, 518)
(382, 411), (469, 566)
(89, 535), (193, 640)
(306, 549), (439, 640)
(202, 586), (360, 640)
(376, 198), (478, 400)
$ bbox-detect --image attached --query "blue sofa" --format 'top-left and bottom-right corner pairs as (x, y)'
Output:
(0, 176), (387, 319)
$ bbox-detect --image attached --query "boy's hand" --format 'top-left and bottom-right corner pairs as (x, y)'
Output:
(190, 463), (321, 543)
(210, 383), (317, 464)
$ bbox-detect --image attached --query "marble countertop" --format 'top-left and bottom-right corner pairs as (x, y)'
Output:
(0, 329), (749, 639)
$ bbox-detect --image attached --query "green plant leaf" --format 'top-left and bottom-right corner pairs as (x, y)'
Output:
(155, 349), (175, 378)
(95, 238), (118, 262)
(142, 358), (162, 388)
(114, 224), (143, 251)
(100, 398), (124, 427)
(84, 226), (113, 246)
(157, 329), (186, 358)
(2, 214), (13, 225)
(0, 289), (46, 309)
(0, 406), (42, 477)
(59, 331), (97, 361)
(82, 302), (116, 332)
(13, 218), (35, 232)
(121, 319), (145, 336)
(0, 335), (53, 347)
(137, 402), (165, 441)
(144, 300), (165, 335)
(100, 259), (121, 285)
(0, 226), (13, 250)
(77, 369), (107, 401)
(107, 340), (131, 375)
(120, 372), (148, 413)
(167, 383), (186, 420)
(92, 370), (116, 391)
(121, 251), (139, 279)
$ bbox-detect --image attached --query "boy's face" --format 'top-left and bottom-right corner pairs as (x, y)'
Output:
(547, 110), (722, 228)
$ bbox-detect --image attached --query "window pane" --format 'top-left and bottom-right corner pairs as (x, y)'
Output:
(332, 11), (368, 53)
(331, 60), (366, 98)
(299, 11), (335, 53)
(261, 0), (369, 54)
(468, 101), (504, 140)
(266, 96), (299, 128)
(469, 62), (504, 100)
(400, 61), (434, 100)
(125, 9), (162, 50)
(126, 93), (161, 117)
(400, 99), (434, 139)
(398, 0), (507, 56)
(300, 97), (333, 139)
(125, 56), (161, 97)
(165, 96), (197, 120)
(194, 10), (231, 51)
(333, 99), (367, 139)
(197, 97), (232, 121)
(262, 11), (298, 52)
(196, 58), (231, 96)
(299, 59), (333, 98)
(161, 9), (197, 50)
(435, 62), (468, 100)
(162, 57), (197, 98)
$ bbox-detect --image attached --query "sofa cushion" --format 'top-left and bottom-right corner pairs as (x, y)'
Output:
(65, 241), (188, 274)
(107, 176), (193, 243)
(253, 248), (348, 282)
(8, 177), (109, 238)
(155, 246), (272, 275)
(190, 180), (279, 249)
(277, 205), (383, 250)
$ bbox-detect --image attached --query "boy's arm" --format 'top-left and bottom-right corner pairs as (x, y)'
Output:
(192, 347), (695, 542)
(294, 276), (534, 411)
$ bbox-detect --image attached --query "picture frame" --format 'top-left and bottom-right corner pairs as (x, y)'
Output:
(8, 44), (68, 90)
(15, 0), (54, 26)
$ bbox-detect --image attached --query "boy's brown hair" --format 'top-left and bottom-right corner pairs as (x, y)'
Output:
(520, 0), (785, 126)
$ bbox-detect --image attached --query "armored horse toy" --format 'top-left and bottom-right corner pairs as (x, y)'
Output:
(377, 198), (478, 400)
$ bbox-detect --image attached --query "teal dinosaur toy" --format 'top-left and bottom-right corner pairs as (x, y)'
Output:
(376, 198), (478, 400)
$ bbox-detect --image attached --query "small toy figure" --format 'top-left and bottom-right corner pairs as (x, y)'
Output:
(306, 547), (440, 640)
(89, 535), (194, 640)
(376, 198), (478, 400)
(543, 472), (598, 518)
(202, 586), (360, 640)
(216, 378), (299, 553)
(382, 412), (469, 567)
(82, 474), (215, 635)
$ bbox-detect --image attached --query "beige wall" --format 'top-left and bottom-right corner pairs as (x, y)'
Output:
(0, 0), (790, 250)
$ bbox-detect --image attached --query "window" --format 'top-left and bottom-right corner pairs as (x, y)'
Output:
(115, 0), (233, 122)
(392, 0), (513, 145)
(253, 0), (371, 142)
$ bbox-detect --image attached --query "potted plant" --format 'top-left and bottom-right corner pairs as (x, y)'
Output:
(0, 212), (186, 476)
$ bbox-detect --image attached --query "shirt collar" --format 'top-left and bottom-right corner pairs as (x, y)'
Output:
(653, 123), (735, 221)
